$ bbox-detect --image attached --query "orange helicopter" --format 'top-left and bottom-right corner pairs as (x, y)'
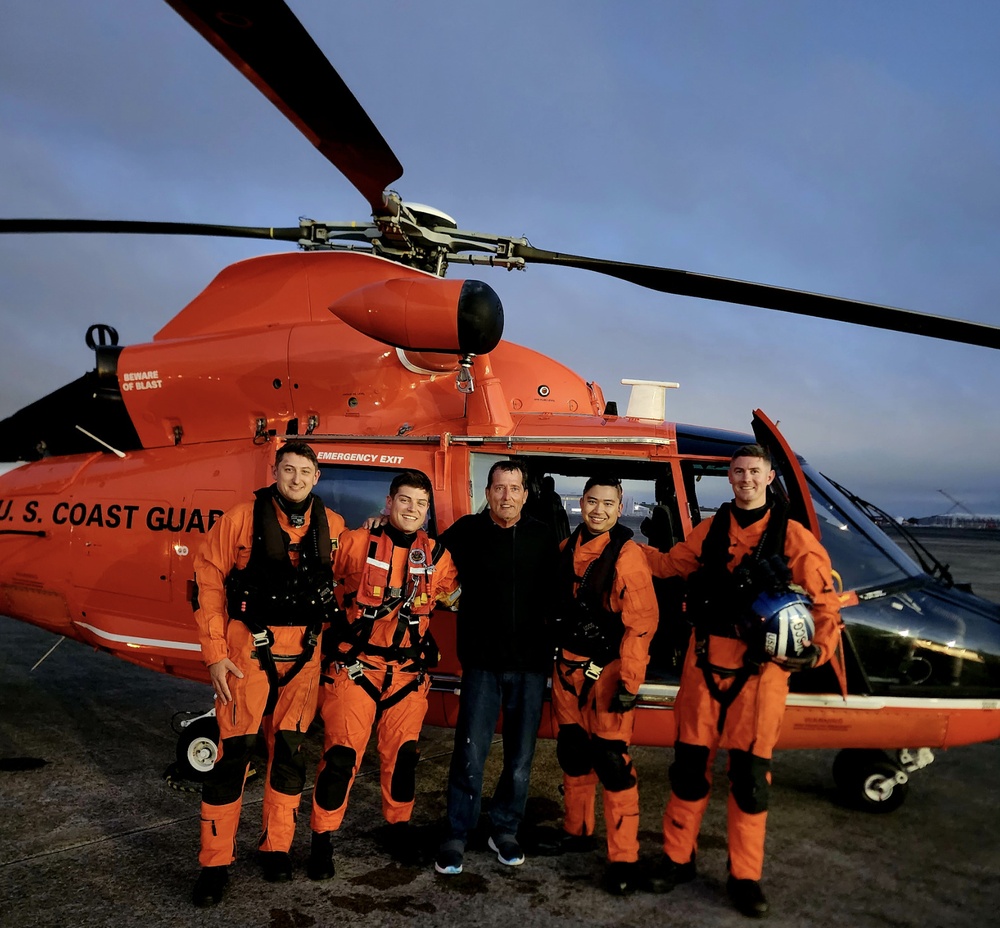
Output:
(2, 0), (999, 815)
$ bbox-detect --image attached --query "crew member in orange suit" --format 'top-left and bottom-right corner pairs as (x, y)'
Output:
(307, 470), (459, 879)
(643, 443), (843, 918)
(547, 475), (659, 895)
(191, 441), (345, 907)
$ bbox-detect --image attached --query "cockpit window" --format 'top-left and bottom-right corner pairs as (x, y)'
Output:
(803, 465), (921, 592)
(680, 460), (734, 523)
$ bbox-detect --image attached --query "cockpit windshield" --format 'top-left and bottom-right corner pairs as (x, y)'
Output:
(800, 464), (922, 593)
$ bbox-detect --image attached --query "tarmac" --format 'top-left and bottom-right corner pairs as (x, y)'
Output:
(1, 528), (998, 928)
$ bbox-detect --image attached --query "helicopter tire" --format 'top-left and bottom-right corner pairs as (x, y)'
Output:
(832, 748), (909, 813)
(176, 717), (220, 782)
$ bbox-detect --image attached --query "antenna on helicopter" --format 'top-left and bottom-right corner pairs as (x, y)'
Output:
(621, 380), (680, 421)
(74, 425), (126, 458)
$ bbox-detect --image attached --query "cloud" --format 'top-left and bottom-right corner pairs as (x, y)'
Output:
(1, 0), (998, 518)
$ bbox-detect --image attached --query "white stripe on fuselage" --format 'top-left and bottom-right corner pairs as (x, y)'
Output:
(74, 621), (201, 652)
(638, 682), (998, 711)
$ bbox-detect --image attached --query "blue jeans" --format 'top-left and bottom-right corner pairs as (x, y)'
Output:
(445, 668), (547, 843)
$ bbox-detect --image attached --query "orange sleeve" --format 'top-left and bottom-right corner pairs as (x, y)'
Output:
(431, 542), (460, 601)
(192, 502), (253, 666)
(333, 527), (369, 612)
(613, 540), (661, 693)
(195, 502), (345, 665)
(641, 517), (712, 579)
(326, 509), (347, 546)
(785, 521), (843, 667)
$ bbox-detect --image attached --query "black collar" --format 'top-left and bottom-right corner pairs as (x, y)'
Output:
(731, 501), (770, 528)
(383, 522), (418, 548)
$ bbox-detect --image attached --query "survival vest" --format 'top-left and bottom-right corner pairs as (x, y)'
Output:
(555, 523), (633, 707)
(684, 499), (792, 730)
(351, 526), (439, 617)
(325, 525), (444, 718)
(685, 500), (790, 641)
(224, 486), (336, 714)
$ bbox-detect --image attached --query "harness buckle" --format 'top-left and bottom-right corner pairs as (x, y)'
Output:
(345, 661), (366, 681)
(584, 661), (603, 681)
(251, 629), (272, 650)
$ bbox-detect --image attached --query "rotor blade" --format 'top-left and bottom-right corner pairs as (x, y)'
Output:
(513, 244), (1000, 350)
(0, 219), (302, 242)
(165, 0), (402, 212)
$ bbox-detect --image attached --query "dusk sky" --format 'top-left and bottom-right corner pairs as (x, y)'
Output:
(2, 1), (998, 518)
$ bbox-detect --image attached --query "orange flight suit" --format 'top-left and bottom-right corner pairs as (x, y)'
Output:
(311, 526), (459, 833)
(194, 495), (345, 868)
(644, 506), (842, 880)
(553, 530), (659, 863)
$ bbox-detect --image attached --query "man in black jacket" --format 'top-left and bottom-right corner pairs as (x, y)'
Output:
(434, 460), (559, 875)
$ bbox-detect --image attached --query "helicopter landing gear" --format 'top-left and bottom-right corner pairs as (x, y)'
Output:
(832, 747), (934, 813)
(175, 709), (219, 782)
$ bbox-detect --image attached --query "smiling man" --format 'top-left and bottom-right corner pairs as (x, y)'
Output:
(642, 444), (843, 918)
(191, 441), (345, 906)
(434, 460), (559, 877)
(308, 470), (458, 878)
(545, 475), (659, 895)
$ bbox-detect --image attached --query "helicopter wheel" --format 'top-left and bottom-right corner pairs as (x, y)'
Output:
(832, 748), (909, 813)
(176, 717), (220, 782)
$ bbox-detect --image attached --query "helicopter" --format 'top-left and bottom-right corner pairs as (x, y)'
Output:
(1, 1), (999, 815)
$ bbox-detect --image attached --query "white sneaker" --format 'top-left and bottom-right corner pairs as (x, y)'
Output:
(489, 834), (525, 866)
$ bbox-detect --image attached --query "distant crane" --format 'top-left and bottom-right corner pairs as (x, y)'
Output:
(938, 489), (976, 516)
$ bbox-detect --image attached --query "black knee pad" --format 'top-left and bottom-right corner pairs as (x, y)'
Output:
(728, 749), (771, 814)
(202, 734), (257, 806)
(669, 741), (711, 802)
(389, 740), (420, 803)
(591, 736), (636, 792)
(314, 744), (357, 812)
(269, 729), (307, 796)
(556, 724), (593, 777)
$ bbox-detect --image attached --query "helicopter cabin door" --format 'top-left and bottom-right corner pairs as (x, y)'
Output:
(751, 408), (820, 540)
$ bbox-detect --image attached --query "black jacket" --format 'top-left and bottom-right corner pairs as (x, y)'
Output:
(439, 510), (559, 673)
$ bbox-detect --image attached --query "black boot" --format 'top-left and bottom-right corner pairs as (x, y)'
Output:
(307, 831), (335, 881)
(533, 827), (599, 857)
(645, 853), (697, 893)
(381, 821), (422, 866)
(192, 865), (228, 907)
(727, 876), (770, 918)
(604, 861), (642, 896)
(259, 850), (293, 883)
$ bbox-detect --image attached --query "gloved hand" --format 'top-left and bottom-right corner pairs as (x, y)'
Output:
(773, 644), (820, 672)
(608, 680), (637, 713)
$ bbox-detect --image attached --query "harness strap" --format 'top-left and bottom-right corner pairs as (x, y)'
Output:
(328, 659), (427, 720)
(692, 628), (762, 733)
(246, 621), (321, 716)
(557, 524), (632, 664)
(329, 531), (445, 670)
(555, 651), (606, 709)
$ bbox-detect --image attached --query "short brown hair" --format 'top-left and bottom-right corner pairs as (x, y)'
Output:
(389, 470), (432, 498)
(276, 441), (319, 469)
(731, 443), (770, 467)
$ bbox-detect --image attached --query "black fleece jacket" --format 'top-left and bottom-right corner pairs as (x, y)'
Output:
(439, 510), (559, 673)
